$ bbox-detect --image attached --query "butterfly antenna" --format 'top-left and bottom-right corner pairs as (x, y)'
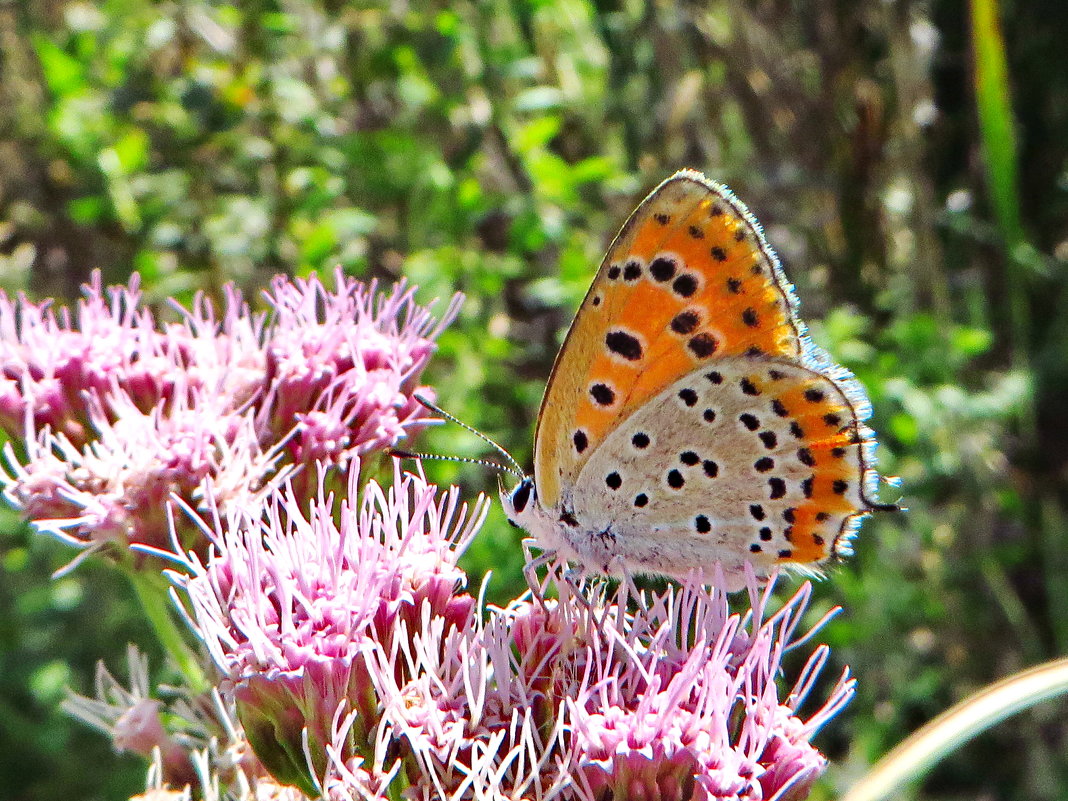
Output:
(388, 448), (524, 478)
(406, 393), (526, 477)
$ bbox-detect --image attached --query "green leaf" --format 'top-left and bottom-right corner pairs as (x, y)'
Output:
(112, 129), (149, 173)
(950, 326), (994, 358)
(970, 0), (1024, 251)
(32, 35), (86, 98)
(67, 196), (109, 224)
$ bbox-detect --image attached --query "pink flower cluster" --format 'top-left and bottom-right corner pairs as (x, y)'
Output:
(0, 271), (460, 565)
(167, 463), (853, 801)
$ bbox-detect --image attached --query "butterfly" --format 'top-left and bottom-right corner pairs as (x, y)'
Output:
(499, 169), (895, 589)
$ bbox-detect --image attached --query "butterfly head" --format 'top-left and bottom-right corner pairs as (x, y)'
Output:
(500, 476), (537, 529)
(499, 475), (565, 547)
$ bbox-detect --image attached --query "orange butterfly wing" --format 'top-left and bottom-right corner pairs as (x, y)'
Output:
(534, 170), (803, 506)
(533, 170), (883, 569)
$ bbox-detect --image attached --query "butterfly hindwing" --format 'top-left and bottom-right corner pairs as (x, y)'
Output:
(534, 170), (804, 509)
(569, 357), (878, 576)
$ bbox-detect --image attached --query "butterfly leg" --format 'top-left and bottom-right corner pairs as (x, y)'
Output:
(562, 562), (593, 588)
(522, 541), (560, 606)
(560, 567), (601, 618)
(617, 562), (650, 617)
(576, 565), (631, 626)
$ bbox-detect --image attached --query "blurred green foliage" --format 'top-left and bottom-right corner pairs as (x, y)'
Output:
(1, 0), (1067, 799)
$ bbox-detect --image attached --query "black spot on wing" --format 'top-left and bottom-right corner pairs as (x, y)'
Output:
(649, 257), (677, 282)
(670, 310), (700, 335)
(688, 333), (718, 358)
(605, 329), (643, 361)
(590, 383), (616, 406)
(673, 274), (698, 298)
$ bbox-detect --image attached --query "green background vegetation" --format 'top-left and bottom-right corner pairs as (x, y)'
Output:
(1, 0), (1066, 799)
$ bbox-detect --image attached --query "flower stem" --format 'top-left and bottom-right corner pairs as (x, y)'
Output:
(128, 571), (208, 692)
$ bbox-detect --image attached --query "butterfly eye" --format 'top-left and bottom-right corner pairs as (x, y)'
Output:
(510, 479), (533, 514)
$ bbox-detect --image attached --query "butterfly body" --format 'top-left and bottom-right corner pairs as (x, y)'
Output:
(503, 170), (890, 588)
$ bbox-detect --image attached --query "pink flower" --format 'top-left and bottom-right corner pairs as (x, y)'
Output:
(0, 271), (460, 567)
(474, 575), (852, 801)
(63, 647), (197, 789)
(0, 273), (176, 445)
(0, 385), (281, 566)
(561, 578), (850, 801)
(170, 464), (488, 797)
(258, 272), (461, 474)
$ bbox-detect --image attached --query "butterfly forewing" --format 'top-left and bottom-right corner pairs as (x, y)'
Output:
(534, 170), (804, 509)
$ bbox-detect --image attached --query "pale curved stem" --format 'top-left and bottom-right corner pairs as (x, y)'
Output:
(841, 657), (1068, 801)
